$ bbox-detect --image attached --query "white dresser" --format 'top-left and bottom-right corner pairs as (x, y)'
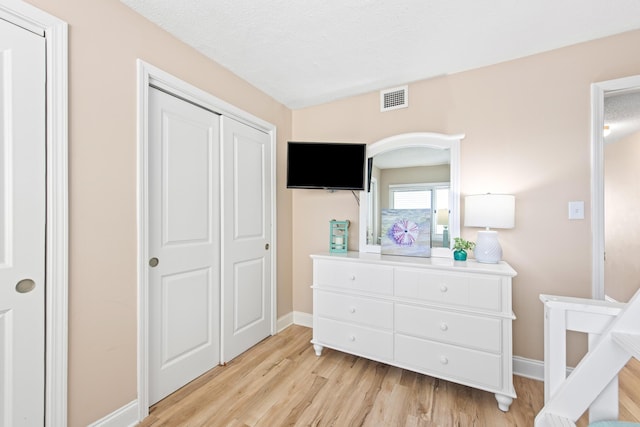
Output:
(311, 252), (517, 411)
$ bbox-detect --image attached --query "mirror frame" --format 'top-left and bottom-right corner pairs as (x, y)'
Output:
(591, 75), (640, 299)
(359, 132), (464, 257)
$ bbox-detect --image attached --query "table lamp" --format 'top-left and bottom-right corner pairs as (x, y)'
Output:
(464, 194), (515, 263)
(437, 208), (449, 248)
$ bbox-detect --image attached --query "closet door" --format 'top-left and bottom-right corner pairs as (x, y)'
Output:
(221, 117), (272, 362)
(148, 87), (220, 405)
(0, 18), (46, 426)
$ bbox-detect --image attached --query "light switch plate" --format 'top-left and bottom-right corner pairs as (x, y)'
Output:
(568, 201), (585, 220)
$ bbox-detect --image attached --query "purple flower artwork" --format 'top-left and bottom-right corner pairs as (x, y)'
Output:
(388, 219), (420, 246)
(381, 209), (431, 257)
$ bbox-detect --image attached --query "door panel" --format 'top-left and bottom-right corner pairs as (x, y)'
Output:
(161, 268), (212, 363)
(148, 87), (220, 405)
(0, 19), (46, 426)
(163, 111), (212, 244)
(233, 258), (265, 331)
(222, 117), (272, 362)
(233, 138), (265, 238)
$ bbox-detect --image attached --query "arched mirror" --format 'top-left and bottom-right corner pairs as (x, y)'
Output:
(359, 132), (464, 257)
(591, 75), (640, 300)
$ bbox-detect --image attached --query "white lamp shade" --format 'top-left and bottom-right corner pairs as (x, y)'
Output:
(464, 194), (515, 229)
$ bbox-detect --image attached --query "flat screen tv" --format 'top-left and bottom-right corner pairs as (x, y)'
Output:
(287, 141), (366, 190)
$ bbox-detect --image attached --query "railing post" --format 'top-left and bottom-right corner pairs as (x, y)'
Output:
(544, 300), (567, 402)
(539, 294), (625, 424)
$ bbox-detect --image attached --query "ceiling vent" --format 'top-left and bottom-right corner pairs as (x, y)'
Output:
(380, 85), (408, 112)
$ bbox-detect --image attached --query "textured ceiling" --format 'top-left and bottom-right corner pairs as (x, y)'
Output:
(121, 0), (640, 109)
(604, 90), (640, 145)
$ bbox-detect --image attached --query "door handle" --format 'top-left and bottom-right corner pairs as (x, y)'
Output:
(265, 243), (270, 250)
(16, 279), (36, 294)
(149, 257), (159, 267)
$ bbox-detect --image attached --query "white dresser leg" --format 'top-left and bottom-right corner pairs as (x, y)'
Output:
(313, 344), (323, 356)
(494, 394), (513, 411)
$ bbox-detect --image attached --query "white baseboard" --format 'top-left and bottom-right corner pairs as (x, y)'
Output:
(605, 294), (618, 303)
(277, 311), (311, 331)
(293, 311), (313, 328)
(87, 400), (139, 427)
(513, 356), (573, 382)
(513, 356), (544, 381)
(276, 312), (294, 332)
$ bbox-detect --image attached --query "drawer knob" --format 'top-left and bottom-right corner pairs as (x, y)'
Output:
(349, 275), (356, 281)
(349, 307), (356, 314)
(440, 322), (448, 331)
(349, 335), (356, 342)
(439, 284), (448, 292)
(440, 356), (449, 365)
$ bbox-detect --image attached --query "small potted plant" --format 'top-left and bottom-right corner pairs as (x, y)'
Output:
(452, 237), (475, 261)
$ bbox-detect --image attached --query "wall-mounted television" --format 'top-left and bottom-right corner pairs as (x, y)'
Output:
(287, 141), (366, 190)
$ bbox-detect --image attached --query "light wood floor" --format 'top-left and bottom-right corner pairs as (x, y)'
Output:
(138, 325), (640, 427)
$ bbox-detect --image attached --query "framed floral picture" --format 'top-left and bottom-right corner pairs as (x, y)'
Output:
(381, 209), (431, 257)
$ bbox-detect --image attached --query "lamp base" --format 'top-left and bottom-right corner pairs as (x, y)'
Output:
(474, 230), (502, 263)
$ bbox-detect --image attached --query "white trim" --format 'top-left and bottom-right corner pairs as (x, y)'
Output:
(135, 63), (151, 420)
(0, 2), (68, 426)
(591, 82), (605, 300)
(512, 356), (573, 381)
(513, 356), (545, 381)
(591, 75), (640, 300)
(87, 400), (139, 427)
(293, 311), (313, 328)
(604, 294), (618, 303)
(136, 60), (277, 423)
(277, 312), (294, 332)
(279, 311), (312, 331)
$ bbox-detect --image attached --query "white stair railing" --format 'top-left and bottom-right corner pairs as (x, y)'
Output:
(535, 289), (640, 427)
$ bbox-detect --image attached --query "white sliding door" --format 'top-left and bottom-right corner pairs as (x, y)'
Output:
(148, 87), (221, 405)
(0, 18), (46, 426)
(221, 117), (272, 362)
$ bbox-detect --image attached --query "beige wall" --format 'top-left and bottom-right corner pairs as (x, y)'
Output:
(17, 0), (640, 423)
(604, 130), (640, 302)
(25, 1), (292, 425)
(292, 30), (640, 367)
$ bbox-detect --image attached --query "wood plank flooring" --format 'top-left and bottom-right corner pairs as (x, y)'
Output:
(138, 325), (640, 427)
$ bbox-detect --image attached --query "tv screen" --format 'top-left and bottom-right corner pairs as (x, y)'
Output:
(287, 142), (366, 190)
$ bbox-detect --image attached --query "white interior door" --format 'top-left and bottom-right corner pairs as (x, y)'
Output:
(148, 87), (221, 405)
(221, 116), (272, 362)
(0, 19), (46, 426)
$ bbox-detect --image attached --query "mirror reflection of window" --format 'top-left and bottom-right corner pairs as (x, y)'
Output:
(388, 183), (449, 245)
(390, 186), (431, 209)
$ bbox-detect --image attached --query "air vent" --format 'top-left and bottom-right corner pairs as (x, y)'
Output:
(380, 85), (408, 112)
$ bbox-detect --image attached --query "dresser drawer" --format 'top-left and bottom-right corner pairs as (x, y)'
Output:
(315, 260), (393, 295)
(395, 334), (502, 390)
(395, 304), (501, 352)
(394, 268), (502, 311)
(314, 317), (394, 361)
(315, 290), (393, 330)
